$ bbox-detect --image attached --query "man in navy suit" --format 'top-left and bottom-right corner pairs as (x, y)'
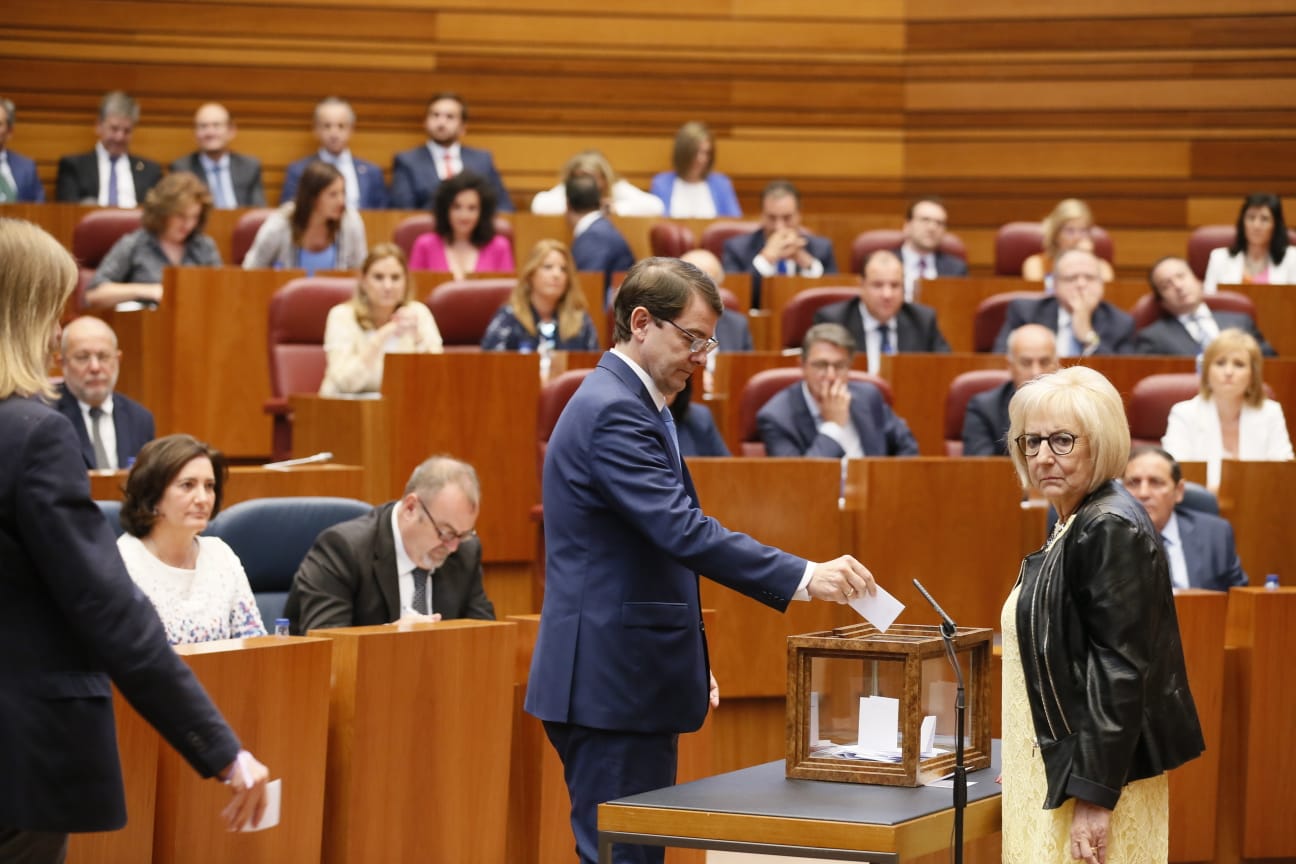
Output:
(897, 196), (968, 300)
(1135, 256), (1275, 356)
(568, 174), (634, 301)
(55, 316), (154, 470)
(758, 322), (918, 458)
(170, 102), (266, 208)
(1123, 446), (1247, 591)
(281, 97), (387, 209)
(55, 91), (162, 206)
(389, 92), (513, 212)
(525, 258), (877, 864)
(0, 98), (45, 202)
(814, 249), (951, 374)
(992, 248), (1135, 356)
(722, 180), (837, 307)
(962, 323), (1057, 456)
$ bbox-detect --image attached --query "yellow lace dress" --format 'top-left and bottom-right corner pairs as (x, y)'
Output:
(1000, 519), (1169, 863)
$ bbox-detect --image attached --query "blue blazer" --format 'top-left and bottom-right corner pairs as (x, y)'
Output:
(962, 380), (1014, 457)
(55, 385), (155, 470)
(0, 396), (238, 832)
(992, 296), (1135, 355)
(722, 228), (838, 308)
(716, 308), (753, 352)
(649, 171), (742, 217)
(524, 353), (805, 734)
(1174, 507), (1247, 591)
(280, 153), (388, 209)
(388, 145), (514, 212)
(572, 215), (635, 299)
(676, 403), (730, 457)
(757, 379), (919, 458)
(3, 149), (44, 201)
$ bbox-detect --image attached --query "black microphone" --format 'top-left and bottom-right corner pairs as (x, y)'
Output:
(912, 578), (957, 638)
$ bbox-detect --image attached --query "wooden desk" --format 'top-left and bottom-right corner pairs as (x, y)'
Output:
(1216, 460), (1296, 585)
(1221, 283), (1296, 357)
(88, 464), (365, 505)
(598, 744), (1002, 863)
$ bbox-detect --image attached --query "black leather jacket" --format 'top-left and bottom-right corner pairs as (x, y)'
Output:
(1015, 480), (1204, 810)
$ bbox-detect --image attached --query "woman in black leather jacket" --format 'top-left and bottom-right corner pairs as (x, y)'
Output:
(1000, 366), (1203, 864)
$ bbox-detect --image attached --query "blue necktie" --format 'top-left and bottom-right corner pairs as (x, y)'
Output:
(879, 325), (895, 355)
(106, 155), (120, 207)
(661, 405), (682, 473)
(208, 163), (230, 208)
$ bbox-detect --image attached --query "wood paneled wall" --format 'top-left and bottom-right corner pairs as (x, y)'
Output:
(4, 1), (1293, 274)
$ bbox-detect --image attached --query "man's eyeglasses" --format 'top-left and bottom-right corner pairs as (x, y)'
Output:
(656, 317), (719, 354)
(1015, 432), (1081, 457)
(414, 496), (476, 544)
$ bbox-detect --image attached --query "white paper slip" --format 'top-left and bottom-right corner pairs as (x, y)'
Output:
(848, 583), (905, 632)
(857, 695), (899, 751)
(240, 778), (282, 832)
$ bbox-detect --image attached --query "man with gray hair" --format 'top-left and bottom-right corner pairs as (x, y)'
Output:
(284, 455), (494, 634)
(56, 90), (162, 205)
(0, 97), (45, 202)
(280, 96), (387, 209)
(758, 322), (918, 457)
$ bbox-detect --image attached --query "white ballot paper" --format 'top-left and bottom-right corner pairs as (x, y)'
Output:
(847, 583), (904, 632)
(240, 779), (282, 832)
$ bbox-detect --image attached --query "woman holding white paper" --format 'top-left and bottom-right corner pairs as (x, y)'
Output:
(999, 366), (1203, 864)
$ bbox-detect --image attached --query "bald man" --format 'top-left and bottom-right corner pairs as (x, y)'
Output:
(680, 248), (753, 352)
(170, 102), (266, 208)
(962, 324), (1058, 456)
(55, 316), (155, 470)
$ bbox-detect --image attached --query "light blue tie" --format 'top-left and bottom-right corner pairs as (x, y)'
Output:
(208, 163), (231, 208)
(660, 405), (682, 473)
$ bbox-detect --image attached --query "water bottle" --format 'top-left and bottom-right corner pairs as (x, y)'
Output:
(274, 617), (290, 636)
(1264, 574), (1280, 591)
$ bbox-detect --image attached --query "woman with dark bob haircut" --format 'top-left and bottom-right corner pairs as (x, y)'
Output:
(1203, 192), (1296, 292)
(118, 434), (265, 645)
(409, 170), (515, 279)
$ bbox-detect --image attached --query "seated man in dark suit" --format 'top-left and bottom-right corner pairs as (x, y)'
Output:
(389, 92), (514, 212)
(814, 249), (951, 374)
(567, 174), (634, 302)
(55, 316), (155, 470)
(1135, 256), (1275, 357)
(1123, 446), (1247, 591)
(961, 323), (1057, 456)
(281, 97), (387, 209)
(285, 455), (495, 634)
(170, 102), (265, 209)
(0, 97), (45, 202)
(992, 248), (1134, 356)
(55, 90), (162, 206)
(722, 179), (837, 307)
(758, 323), (918, 457)
(897, 196), (967, 300)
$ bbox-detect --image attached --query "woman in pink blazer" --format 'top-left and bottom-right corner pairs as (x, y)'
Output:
(409, 170), (514, 279)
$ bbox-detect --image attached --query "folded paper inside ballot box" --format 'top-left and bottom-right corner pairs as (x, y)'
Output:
(786, 622), (992, 786)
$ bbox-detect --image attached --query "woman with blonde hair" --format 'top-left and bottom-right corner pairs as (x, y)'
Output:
(320, 243), (443, 395)
(481, 239), (599, 351)
(1022, 198), (1115, 284)
(0, 219), (268, 857)
(530, 149), (663, 217)
(650, 121), (742, 218)
(1161, 327), (1293, 488)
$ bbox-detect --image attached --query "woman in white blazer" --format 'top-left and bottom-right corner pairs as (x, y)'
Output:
(1202, 192), (1296, 293)
(1162, 328), (1294, 489)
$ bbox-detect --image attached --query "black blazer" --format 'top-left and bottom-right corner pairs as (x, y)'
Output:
(170, 151), (267, 207)
(961, 380), (1014, 457)
(722, 229), (838, 308)
(1135, 310), (1276, 357)
(896, 245), (969, 278)
(0, 396), (238, 832)
(55, 150), (163, 204)
(814, 296), (952, 354)
(54, 385), (155, 470)
(992, 296), (1135, 355)
(284, 501), (495, 634)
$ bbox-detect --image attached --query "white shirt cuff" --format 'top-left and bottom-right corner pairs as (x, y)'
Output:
(793, 561), (815, 601)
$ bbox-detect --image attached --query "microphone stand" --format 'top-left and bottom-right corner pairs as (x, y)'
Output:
(913, 579), (966, 864)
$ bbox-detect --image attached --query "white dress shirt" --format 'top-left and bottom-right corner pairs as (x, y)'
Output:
(318, 148), (361, 210)
(391, 505), (432, 616)
(427, 142), (462, 180)
(1160, 512), (1191, 591)
(855, 305), (897, 375)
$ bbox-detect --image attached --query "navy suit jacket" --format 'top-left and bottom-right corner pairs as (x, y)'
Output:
(962, 380), (1014, 457)
(54, 385), (155, 470)
(525, 353), (805, 734)
(814, 297), (951, 354)
(722, 229), (838, 307)
(3, 149), (45, 201)
(55, 151), (163, 204)
(0, 396), (238, 832)
(283, 502), (494, 634)
(571, 215), (635, 298)
(389, 144), (514, 212)
(280, 153), (388, 209)
(992, 296), (1135, 355)
(170, 151), (266, 207)
(676, 403), (730, 457)
(1174, 507), (1247, 591)
(757, 380), (919, 458)
(1135, 310), (1276, 357)
(895, 245), (968, 278)
(716, 308), (754, 352)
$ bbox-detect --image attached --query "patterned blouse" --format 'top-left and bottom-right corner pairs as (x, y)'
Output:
(480, 303), (599, 352)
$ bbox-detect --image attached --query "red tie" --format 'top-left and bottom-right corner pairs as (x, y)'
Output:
(443, 151), (455, 180)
